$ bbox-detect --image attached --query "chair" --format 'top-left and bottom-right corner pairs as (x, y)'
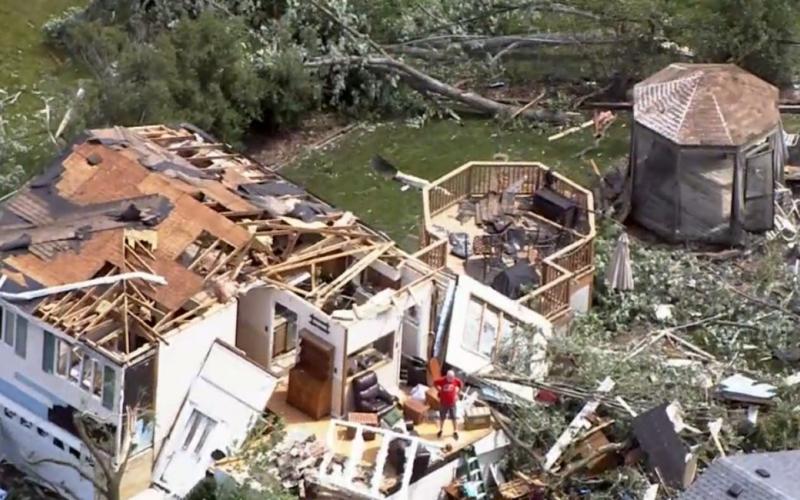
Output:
(473, 234), (504, 280)
(352, 370), (396, 416)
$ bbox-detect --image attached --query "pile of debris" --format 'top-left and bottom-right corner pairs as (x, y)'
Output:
(263, 432), (326, 494)
(470, 222), (800, 498)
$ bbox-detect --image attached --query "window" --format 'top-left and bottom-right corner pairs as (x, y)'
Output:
(102, 366), (116, 410)
(68, 347), (84, 384)
(14, 315), (27, 358)
(182, 410), (216, 455)
(479, 306), (499, 357)
(80, 358), (94, 392)
(92, 360), (103, 397)
(2, 308), (13, 346)
(1, 306), (28, 358)
(43, 332), (116, 407)
(461, 297), (518, 361)
(42, 331), (55, 373)
(56, 338), (70, 377)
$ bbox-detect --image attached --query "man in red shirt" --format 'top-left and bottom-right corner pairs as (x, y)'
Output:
(434, 370), (463, 440)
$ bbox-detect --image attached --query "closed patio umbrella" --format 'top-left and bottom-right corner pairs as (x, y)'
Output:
(606, 232), (634, 291)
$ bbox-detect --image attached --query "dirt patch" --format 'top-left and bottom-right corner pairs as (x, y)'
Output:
(244, 113), (352, 171)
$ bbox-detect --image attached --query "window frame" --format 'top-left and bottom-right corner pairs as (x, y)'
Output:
(42, 330), (118, 410)
(460, 296), (517, 362)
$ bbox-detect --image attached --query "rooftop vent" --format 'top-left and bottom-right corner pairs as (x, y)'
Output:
(727, 483), (744, 497)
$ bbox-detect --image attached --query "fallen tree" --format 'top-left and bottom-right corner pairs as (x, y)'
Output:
(307, 55), (568, 123)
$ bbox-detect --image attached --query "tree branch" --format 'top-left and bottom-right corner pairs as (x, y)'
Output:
(308, 56), (566, 123)
(74, 413), (114, 487)
(27, 456), (110, 498)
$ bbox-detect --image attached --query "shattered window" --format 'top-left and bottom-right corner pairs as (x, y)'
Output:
(81, 358), (94, 392)
(42, 331), (55, 373)
(68, 347), (84, 383)
(102, 366), (116, 410)
(92, 360), (103, 397)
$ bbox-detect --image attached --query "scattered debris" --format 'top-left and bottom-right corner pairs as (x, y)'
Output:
(632, 402), (697, 490)
(718, 374), (777, 405)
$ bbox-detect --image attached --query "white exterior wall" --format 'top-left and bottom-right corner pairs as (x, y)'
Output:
(445, 275), (552, 378)
(154, 302), (237, 456)
(0, 391), (95, 500)
(153, 342), (277, 497)
(0, 301), (123, 424)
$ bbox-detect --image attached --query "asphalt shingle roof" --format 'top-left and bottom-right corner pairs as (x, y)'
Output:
(680, 451), (800, 500)
(633, 63), (780, 147)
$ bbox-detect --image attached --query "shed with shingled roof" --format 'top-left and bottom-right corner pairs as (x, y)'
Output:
(628, 63), (786, 244)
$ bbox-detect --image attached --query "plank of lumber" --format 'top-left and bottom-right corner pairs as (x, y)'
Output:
(511, 91), (546, 119)
(543, 377), (615, 471)
(313, 242), (394, 303)
(547, 120), (594, 142)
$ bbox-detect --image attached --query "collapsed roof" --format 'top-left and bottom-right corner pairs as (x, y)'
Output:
(0, 124), (422, 362)
(633, 63), (780, 147)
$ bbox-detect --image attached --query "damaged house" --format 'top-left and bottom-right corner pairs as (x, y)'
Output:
(0, 123), (595, 500)
(629, 63), (786, 244)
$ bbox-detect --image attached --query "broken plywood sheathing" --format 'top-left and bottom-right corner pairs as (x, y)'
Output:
(632, 402), (698, 490)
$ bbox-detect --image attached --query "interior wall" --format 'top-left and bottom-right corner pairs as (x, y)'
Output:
(236, 287), (273, 368)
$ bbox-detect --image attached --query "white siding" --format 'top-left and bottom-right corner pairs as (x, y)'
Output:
(0, 392), (95, 500)
(445, 275), (552, 378)
(154, 302), (238, 455)
(153, 342), (277, 497)
(0, 301), (122, 423)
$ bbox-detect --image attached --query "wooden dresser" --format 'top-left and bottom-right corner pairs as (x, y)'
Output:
(287, 332), (334, 419)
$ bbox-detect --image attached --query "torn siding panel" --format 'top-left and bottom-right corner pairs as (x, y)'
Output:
(445, 275), (552, 377)
(153, 302), (238, 456)
(152, 341), (277, 497)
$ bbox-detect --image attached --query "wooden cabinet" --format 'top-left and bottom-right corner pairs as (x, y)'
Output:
(286, 332), (334, 419)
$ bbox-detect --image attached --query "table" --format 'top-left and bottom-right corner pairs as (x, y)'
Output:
(346, 412), (378, 440)
(403, 398), (430, 425)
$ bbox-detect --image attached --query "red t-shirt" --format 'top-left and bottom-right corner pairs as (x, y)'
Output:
(434, 376), (463, 407)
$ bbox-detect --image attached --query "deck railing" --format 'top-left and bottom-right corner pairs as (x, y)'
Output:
(419, 161), (596, 320)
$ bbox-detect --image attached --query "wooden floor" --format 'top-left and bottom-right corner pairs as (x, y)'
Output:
(432, 204), (529, 285)
(266, 379), (495, 469)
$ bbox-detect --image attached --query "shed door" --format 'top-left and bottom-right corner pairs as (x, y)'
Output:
(743, 148), (774, 232)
